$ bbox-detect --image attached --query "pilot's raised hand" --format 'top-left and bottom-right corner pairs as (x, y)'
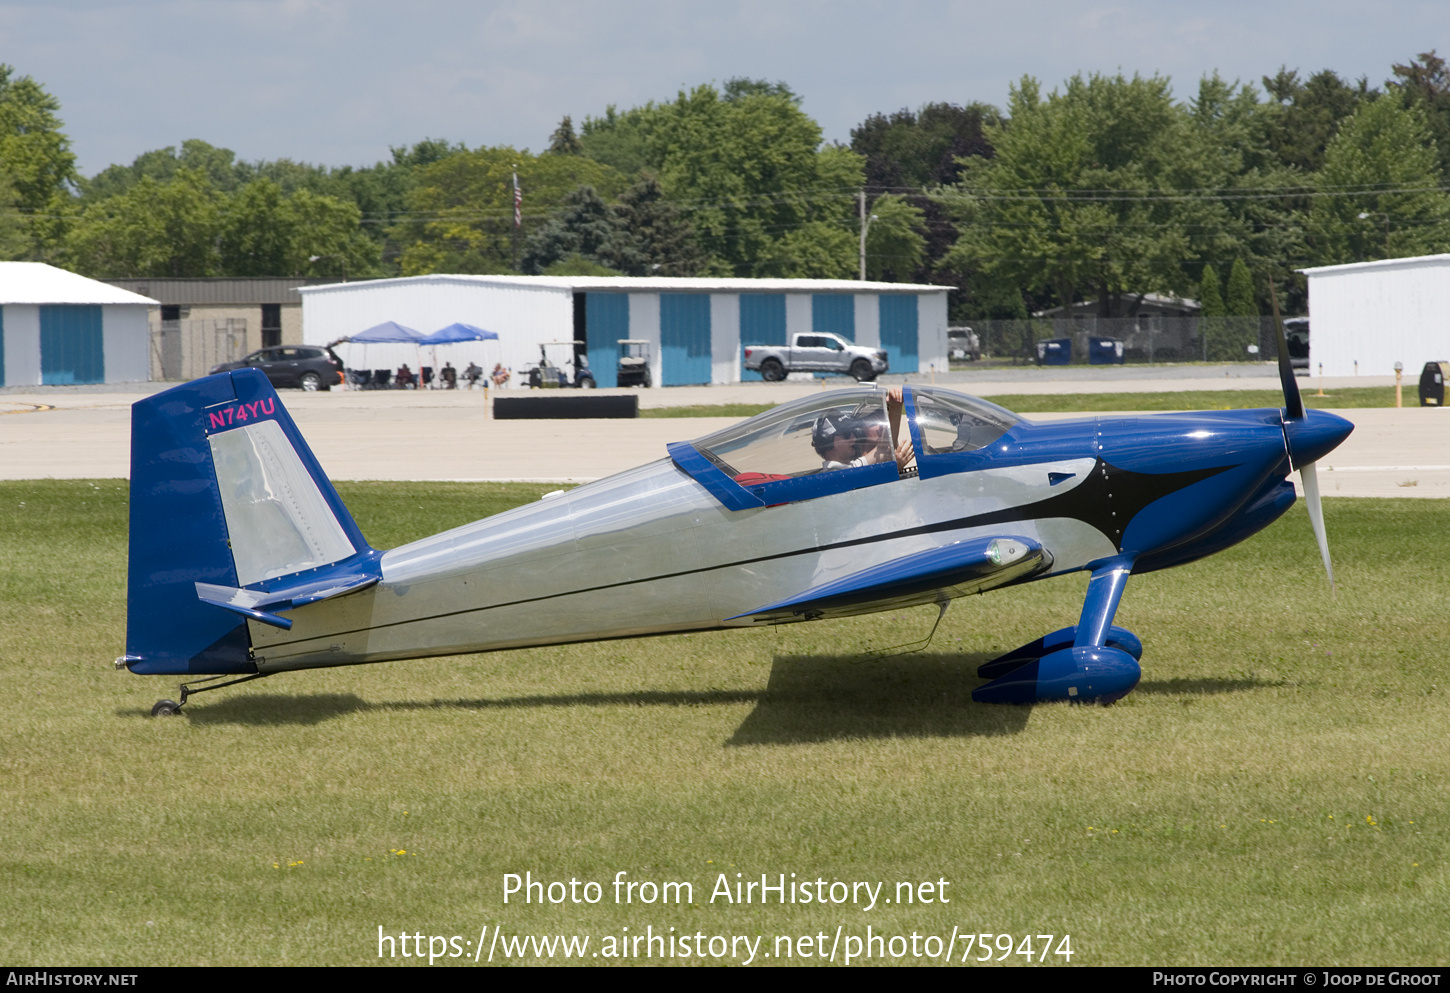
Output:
(886, 387), (912, 468)
(894, 436), (915, 470)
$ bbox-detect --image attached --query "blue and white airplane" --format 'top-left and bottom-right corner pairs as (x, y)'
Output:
(118, 332), (1351, 714)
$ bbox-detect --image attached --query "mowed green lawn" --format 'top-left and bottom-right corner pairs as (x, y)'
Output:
(1, 480), (1446, 966)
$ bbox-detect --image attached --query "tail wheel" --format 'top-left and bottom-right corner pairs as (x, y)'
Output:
(151, 699), (181, 717)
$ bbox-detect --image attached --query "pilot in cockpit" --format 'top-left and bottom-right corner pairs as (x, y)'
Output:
(812, 386), (914, 471)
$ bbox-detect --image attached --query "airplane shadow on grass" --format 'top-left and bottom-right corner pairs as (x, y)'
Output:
(724, 655), (1287, 746)
(1134, 677), (1287, 696)
(118, 659), (1284, 735)
(121, 688), (767, 727)
(121, 653), (1011, 740)
(117, 693), (373, 726)
(727, 652), (1024, 745)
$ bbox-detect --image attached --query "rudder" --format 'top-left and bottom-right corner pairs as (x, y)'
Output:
(122, 369), (375, 676)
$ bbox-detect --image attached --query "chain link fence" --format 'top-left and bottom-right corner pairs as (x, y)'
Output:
(152, 318), (248, 381)
(962, 317), (1289, 365)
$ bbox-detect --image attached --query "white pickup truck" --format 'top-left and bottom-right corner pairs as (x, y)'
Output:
(743, 332), (889, 382)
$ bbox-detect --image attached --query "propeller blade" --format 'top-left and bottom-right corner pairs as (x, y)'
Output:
(1268, 279), (1305, 420)
(1299, 459), (1335, 592)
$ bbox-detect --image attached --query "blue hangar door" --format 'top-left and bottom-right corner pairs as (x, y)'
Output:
(41, 305), (105, 385)
(660, 294), (711, 386)
(739, 294), (785, 382)
(584, 293), (629, 388)
(812, 294), (856, 341)
(879, 294), (918, 374)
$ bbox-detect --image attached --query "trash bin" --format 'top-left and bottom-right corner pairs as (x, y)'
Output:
(1089, 337), (1125, 365)
(1035, 338), (1071, 366)
(1419, 361), (1450, 406)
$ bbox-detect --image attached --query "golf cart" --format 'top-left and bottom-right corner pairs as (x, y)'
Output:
(616, 339), (652, 388)
(525, 340), (596, 389)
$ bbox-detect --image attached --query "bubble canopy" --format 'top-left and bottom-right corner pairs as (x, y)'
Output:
(668, 386), (1021, 509)
(908, 386), (1020, 457)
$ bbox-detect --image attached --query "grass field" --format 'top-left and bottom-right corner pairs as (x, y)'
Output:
(2, 480), (1447, 966)
(639, 387), (1402, 420)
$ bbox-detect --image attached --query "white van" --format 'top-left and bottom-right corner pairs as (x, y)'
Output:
(947, 327), (981, 362)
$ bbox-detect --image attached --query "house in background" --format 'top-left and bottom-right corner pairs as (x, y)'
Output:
(0, 263), (155, 386)
(1033, 294), (1201, 320)
(1023, 295), (1209, 364)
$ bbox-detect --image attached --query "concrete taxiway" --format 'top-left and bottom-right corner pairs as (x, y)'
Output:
(1, 371), (1443, 497)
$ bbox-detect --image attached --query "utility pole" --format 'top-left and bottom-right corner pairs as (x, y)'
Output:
(858, 190), (878, 281)
(859, 191), (867, 280)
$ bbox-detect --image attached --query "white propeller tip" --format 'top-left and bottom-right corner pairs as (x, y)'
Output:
(1299, 461), (1335, 591)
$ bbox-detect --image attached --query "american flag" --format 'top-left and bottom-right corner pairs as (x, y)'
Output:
(512, 170), (522, 229)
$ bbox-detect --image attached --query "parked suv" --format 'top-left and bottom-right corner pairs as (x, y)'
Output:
(210, 346), (345, 390)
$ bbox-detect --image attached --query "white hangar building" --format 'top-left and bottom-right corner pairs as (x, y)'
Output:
(0, 263), (156, 387)
(298, 275), (949, 387)
(1302, 254), (1450, 377)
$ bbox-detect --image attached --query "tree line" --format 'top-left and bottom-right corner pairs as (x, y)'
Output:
(2, 55), (1449, 320)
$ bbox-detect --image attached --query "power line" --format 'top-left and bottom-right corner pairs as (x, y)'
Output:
(12, 177), (1447, 225)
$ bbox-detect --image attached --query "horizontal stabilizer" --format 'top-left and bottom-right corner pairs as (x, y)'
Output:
(728, 535), (1048, 623)
(195, 553), (382, 629)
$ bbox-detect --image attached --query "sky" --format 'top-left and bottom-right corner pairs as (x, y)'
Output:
(3, 0), (1447, 178)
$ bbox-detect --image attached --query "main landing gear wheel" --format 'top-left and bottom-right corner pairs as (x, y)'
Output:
(151, 699), (181, 717)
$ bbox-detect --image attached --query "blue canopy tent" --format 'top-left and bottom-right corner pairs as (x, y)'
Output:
(425, 322), (498, 344)
(348, 321), (427, 344)
(342, 321), (427, 387)
(424, 323), (500, 388)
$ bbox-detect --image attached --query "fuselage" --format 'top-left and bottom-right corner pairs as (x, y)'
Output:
(246, 397), (1333, 674)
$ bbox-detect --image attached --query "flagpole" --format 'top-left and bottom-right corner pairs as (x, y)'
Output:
(511, 166), (522, 270)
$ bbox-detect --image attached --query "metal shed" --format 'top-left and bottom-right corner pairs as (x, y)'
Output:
(103, 276), (347, 381)
(1301, 254), (1450, 377)
(0, 263), (157, 387)
(298, 275), (949, 387)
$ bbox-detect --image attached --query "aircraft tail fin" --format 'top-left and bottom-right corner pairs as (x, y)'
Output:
(123, 369), (376, 676)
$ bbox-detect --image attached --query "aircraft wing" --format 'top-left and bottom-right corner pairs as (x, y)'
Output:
(728, 535), (1048, 623)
